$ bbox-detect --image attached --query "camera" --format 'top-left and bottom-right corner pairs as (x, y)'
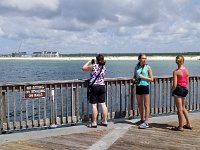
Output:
(91, 59), (95, 64)
(133, 78), (141, 84)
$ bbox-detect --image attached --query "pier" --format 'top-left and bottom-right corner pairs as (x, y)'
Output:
(0, 76), (199, 149)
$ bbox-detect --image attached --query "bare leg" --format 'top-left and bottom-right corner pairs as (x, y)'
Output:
(99, 102), (108, 124)
(91, 103), (98, 126)
(175, 97), (184, 129)
(143, 94), (150, 123)
(136, 95), (144, 121)
(182, 98), (192, 127)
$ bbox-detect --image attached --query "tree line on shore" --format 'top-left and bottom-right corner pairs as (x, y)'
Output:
(62, 52), (200, 57)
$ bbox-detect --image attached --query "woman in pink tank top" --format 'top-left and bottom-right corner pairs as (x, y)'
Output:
(171, 55), (192, 131)
(176, 67), (188, 87)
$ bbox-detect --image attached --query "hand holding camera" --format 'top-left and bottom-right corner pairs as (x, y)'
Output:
(133, 76), (141, 84)
(91, 59), (95, 64)
(133, 78), (141, 84)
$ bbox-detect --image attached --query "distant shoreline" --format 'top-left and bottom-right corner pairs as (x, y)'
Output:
(0, 56), (199, 60)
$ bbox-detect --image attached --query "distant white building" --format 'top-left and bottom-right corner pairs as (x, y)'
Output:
(32, 52), (42, 57)
(32, 51), (60, 57)
(12, 52), (27, 57)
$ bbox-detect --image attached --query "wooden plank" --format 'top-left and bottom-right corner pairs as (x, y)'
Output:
(0, 119), (200, 149)
(1, 129), (111, 150)
(109, 119), (200, 150)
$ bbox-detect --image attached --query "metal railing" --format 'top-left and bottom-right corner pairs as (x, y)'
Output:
(0, 76), (199, 133)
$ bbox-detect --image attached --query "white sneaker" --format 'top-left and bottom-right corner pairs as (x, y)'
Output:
(139, 122), (149, 129)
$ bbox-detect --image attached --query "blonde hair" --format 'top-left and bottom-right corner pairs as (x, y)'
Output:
(176, 55), (184, 65)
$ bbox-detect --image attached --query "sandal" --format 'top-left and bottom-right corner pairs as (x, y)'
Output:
(171, 126), (183, 131)
(99, 122), (108, 127)
(87, 124), (97, 128)
(183, 125), (193, 130)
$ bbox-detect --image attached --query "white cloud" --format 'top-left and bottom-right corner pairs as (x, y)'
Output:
(0, 0), (200, 54)
(0, 0), (59, 11)
(0, 27), (4, 36)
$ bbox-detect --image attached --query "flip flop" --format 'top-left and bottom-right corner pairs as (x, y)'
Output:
(100, 122), (108, 127)
(171, 126), (183, 131)
(183, 125), (193, 130)
(87, 124), (97, 128)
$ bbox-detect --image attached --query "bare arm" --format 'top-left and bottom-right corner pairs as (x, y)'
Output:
(172, 70), (177, 91)
(82, 60), (93, 71)
(132, 66), (136, 81)
(138, 66), (154, 82)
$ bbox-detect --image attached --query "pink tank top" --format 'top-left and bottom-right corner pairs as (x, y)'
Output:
(177, 67), (188, 87)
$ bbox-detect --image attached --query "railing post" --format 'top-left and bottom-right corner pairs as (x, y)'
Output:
(154, 78), (157, 114)
(1, 92), (6, 124)
(51, 88), (55, 125)
(128, 80), (132, 118)
(130, 82), (134, 118)
(0, 91), (6, 132)
(75, 83), (79, 123)
(71, 85), (76, 125)
(196, 76), (199, 110)
(110, 81), (113, 119)
(50, 86), (58, 128)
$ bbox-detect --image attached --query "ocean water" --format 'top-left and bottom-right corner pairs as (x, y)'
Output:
(0, 59), (199, 83)
(1, 59), (199, 123)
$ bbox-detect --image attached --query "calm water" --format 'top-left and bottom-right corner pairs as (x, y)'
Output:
(1, 59), (199, 121)
(0, 59), (199, 83)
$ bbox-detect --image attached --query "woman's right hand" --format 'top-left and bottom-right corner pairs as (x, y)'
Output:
(82, 60), (93, 71)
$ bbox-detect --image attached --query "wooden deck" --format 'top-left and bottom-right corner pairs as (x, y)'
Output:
(0, 113), (200, 150)
(109, 119), (200, 150)
(1, 129), (112, 150)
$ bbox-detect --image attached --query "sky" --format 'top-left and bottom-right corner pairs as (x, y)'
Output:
(0, 0), (200, 54)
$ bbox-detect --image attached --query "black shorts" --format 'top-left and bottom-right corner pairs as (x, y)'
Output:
(89, 85), (105, 104)
(172, 84), (188, 97)
(136, 85), (149, 95)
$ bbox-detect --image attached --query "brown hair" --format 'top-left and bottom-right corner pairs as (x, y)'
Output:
(176, 55), (184, 65)
(138, 54), (146, 60)
(96, 54), (106, 65)
(137, 54), (146, 66)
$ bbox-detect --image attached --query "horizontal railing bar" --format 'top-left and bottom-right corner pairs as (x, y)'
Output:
(0, 76), (200, 87)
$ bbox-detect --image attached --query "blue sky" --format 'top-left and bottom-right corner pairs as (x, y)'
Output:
(0, 0), (200, 54)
